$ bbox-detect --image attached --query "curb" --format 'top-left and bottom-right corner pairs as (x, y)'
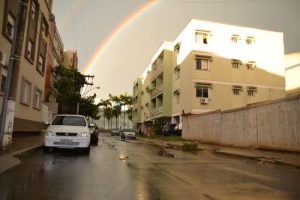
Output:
(139, 138), (300, 168)
(11, 143), (43, 158)
(214, 150), (300, 169)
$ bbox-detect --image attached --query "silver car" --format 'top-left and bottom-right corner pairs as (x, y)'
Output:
(111, 128), (120, 136)
(120, 128), (136, 140)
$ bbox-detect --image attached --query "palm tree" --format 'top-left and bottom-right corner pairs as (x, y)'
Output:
(99, 99), (111, 129)
(103, 107), (113, 129)
(109, 94), (122, 128)
(119, 93), (134, 128)
(112, 105), (121, 128)
(119, 93), (128, 128)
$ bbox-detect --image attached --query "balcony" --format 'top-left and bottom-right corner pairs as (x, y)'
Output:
(151, 66), (163, 81)
(151, 106), (163, 117)
(151, 84), (163, 97)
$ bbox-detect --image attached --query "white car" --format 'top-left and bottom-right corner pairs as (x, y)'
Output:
(44, 114), (93, 154)
(120, 128), (136, 140)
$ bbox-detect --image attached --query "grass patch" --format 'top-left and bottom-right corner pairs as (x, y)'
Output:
(182, 143), (198, 152)
(143, 135), (183, 142)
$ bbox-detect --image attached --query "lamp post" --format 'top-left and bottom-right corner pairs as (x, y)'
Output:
(76, 86), (100, 114)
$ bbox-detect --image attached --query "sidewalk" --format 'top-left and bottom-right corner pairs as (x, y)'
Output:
(138, 137), (300, 168)
(0, 134), (44, 174)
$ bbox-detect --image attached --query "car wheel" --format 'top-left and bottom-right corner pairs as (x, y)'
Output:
(43, 146), (49, 153)
(83, 146), (90, 154)
(43, 146), (54, 153)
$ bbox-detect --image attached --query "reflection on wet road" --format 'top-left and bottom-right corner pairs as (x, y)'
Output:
(1, 133), (300, 200)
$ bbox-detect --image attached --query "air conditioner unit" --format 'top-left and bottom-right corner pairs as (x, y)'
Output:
(200, 98), (208, 104)
(0, 51), (6, 66)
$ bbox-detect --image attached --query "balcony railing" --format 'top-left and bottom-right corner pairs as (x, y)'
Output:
(151, 106), (163, 116)
(151, 67), (163, 81)
(151, 84), (163, 97)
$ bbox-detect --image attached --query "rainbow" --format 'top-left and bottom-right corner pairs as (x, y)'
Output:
(82, 0), (160, 75)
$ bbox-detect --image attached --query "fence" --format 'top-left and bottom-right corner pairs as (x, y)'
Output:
(183, 95), (300, 151)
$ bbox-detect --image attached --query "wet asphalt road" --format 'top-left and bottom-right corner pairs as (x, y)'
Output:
(1, 133), (300, 200)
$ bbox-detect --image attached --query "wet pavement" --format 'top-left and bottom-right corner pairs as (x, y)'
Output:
(1, 133), (300, 200)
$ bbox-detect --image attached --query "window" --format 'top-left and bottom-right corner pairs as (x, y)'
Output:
(5, 12), (15, 41)
(247, 87), (257, 96)
(41, 21), (47, 38)
(231, 35), (240, 43)
(195, 30), (211, 44)
(21, 79), (32, 105)
(0, 75), (6, 93)
(232, 86), (242, 95)
(196, 87), (208, 98)
(174, 43), (180, 55)
(231, 59), (242, 69)
(37, 55), (45, 73)
(246, 36), (255, 44)
(246, 61), (256, 70)
(33, 87), (42, 109)
(26, 40), (34, 60)
(1, 66), (7, 93)
(174, 65), (180, 79)
(173, 89), (180, 104)
(195, 56), (212, 71)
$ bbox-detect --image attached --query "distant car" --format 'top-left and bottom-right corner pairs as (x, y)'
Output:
(120, 128), (136, 140)
(111, 128), (120, 136)
(44, 114), (94, 154)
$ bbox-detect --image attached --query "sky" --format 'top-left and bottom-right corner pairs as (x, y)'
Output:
(52, 0), (300, 100)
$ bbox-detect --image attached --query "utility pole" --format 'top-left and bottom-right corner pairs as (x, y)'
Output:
(0, 0), (28, 151)
(76, 75), (95, 114)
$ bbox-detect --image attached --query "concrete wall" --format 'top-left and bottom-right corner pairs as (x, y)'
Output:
(183, 95), (300, 151)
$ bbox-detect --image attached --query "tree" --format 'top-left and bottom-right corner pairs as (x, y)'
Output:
(79, 94), (100, 120)
(119, 93), (133, 128)
(99, 99), (111, 129)
(52, 65), (100, 119)
(103, 107), (113, 129)
(109, 94), (122, 128)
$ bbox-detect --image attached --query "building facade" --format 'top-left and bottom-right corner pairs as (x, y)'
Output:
(132, 20), (286, 134)
(62, 49), (78, 70)
(285, 52), (300, 96)
(44, 12), (64, 121)
(0, 0), (63, 140)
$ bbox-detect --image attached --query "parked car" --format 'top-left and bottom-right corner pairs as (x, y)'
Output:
(174, 122), (182, 136)
(89, 122), (99, 145)
(162, 124), (176, 136)
(44, 114), (94, 154)
(120, 128), (136, 140)
(111, 128), (120, 136)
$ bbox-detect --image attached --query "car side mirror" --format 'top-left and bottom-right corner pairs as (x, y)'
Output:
(44, 121), (50, 126)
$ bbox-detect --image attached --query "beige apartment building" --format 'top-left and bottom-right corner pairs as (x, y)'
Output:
(132, 77), (143, 128)
(132, 19), (286, 133)
(0, 0), (58, 136)
(285, 52), (300, 96)
(62, 50), (78, 70)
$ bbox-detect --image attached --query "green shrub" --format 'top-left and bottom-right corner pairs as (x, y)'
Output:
(153, 119), (165, 135)
(182, 143), (198, 152)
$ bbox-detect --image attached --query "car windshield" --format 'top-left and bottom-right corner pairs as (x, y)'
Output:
(52, 116), (86, 126)
(123, 129), (134, 132)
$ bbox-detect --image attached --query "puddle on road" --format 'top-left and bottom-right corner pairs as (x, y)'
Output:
(119, 156), (129, 160)
(158, 148), (179, 159)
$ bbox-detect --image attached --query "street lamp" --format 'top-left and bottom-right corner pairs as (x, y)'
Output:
(76, 86), (100, 114)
